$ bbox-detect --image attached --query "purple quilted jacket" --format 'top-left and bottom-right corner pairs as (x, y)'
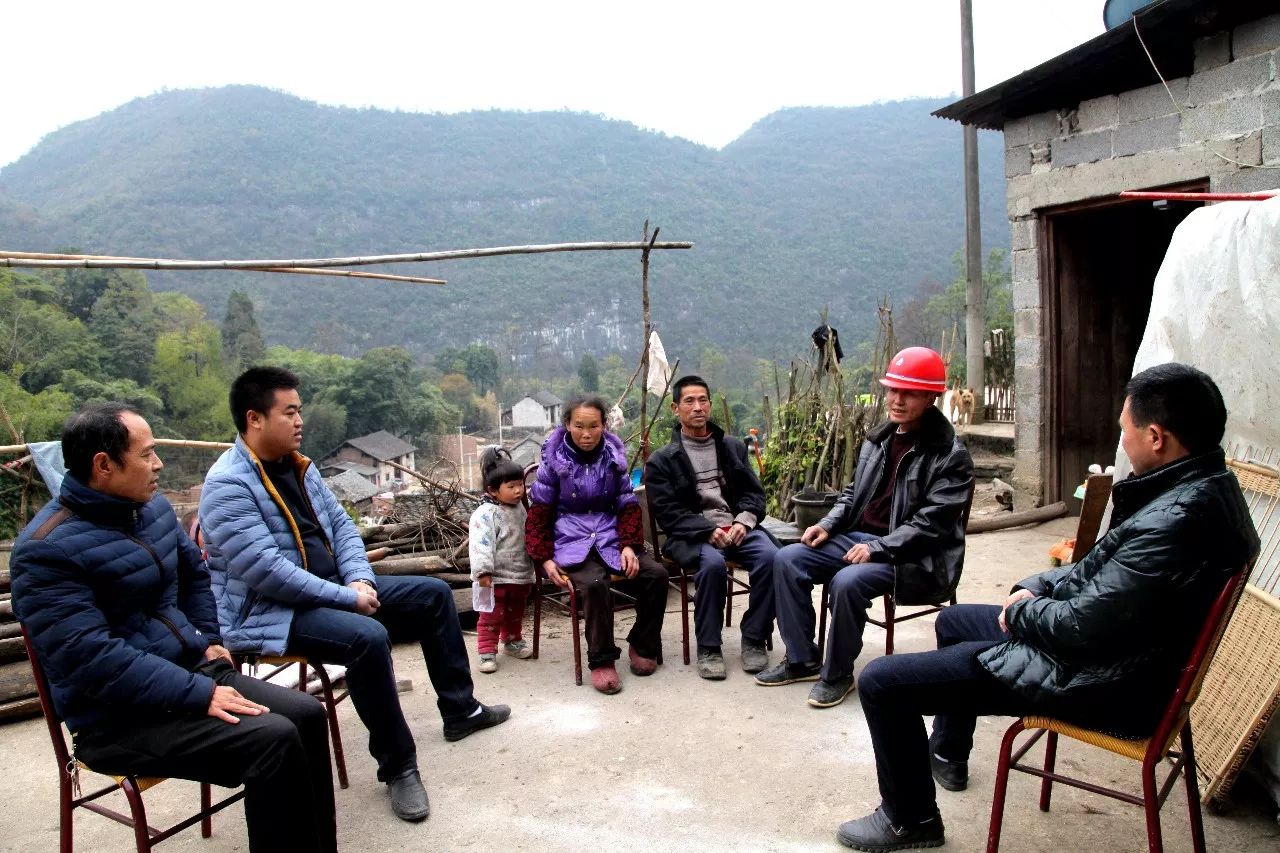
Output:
(528, 426), (637, 571)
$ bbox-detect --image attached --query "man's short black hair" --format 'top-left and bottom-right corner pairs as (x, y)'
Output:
(672, 375), (711, 402)
(62, 402), (139, 482)
(230, 366), (301, 433)
(1124, 362), (1226, 455)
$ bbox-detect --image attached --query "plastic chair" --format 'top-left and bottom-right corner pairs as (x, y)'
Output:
(818, 481), (975, 656)
(985, 567), (1249, 853)
(236, 654), (351, 789)
(22, 627), (246, 852)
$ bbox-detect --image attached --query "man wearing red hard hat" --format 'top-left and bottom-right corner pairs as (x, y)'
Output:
(757, 346), (974, 711)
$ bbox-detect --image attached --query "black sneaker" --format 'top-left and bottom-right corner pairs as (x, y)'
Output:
(754, 659), (821, 686)
(930, 752), (968, 792)
(807, 676), (856, 708)
(836, 807), (944, 851)
(697, 646), (727, 680)
(387, 769), (430, 822)
(443, 703), (511, 742)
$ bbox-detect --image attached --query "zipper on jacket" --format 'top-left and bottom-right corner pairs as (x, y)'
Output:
(125, 533), (193, 652)
(153, 611), (192, 652)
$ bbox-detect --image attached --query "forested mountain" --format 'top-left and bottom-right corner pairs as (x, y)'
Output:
(0, 86), (1007, 373)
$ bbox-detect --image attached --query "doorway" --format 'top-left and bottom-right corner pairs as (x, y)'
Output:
(1039, 185), (1206, 506)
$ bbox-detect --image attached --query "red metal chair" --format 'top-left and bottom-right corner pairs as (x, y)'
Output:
(236, 654), (351, 788)
(985, 567), (1249, 853)
(22, 627), (246, 852)
(817, 481), (974, 657)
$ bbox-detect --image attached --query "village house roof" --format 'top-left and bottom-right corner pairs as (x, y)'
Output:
(320, 460), (379, 477)
(934, 0), (1269, 130)
(324, 470), (380, 504)
(343, 430), (416, 462)
(530, 390), (562, 407)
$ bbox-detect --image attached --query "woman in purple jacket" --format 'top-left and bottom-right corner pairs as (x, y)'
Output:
(525, 395), (668, 693)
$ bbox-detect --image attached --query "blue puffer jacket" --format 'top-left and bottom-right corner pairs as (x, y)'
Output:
(200, 438), (376, 655)
(11, 475), (219, 732)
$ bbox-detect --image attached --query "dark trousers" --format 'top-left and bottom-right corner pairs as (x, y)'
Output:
(289, 574), (478, 782)
(562, 550), (667, 669)
(858, 604), (1034, 825)
(476, 583), (532, 654)
(691, 527), (778, 648)
(75, 660), (336, 853)
(774, 532), (896, 681)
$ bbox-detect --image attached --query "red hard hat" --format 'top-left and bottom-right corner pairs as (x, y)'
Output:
(880, 347), (946, 393)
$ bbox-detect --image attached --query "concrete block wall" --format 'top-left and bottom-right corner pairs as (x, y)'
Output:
(1000, 13), (1280, 501)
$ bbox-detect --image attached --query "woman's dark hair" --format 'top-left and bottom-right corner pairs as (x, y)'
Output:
(480, 445), (525, 492)
(561, 394), (609, 427)
(230, 366), (301, 433)
(1124, 362), (1226, 455)
(62, 402), (139, 482)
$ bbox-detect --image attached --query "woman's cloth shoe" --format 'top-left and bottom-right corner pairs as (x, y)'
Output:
(697, 647), (727, 680)
(503, 639), (534, 659)
(591, 664), (622, 694)
(478, 654), (498, 673)
(628, 646), (658, 676)
(836, 807), (944, 851)
(387, 769), (431, 822)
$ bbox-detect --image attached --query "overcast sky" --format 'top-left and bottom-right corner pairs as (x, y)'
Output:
(3, 1), (1106, 168)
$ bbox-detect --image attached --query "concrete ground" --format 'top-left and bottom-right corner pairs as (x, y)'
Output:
(2, 517), (1278, 852)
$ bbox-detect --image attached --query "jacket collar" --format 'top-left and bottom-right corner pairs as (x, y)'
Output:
(58, 473), (146, 530)
(865, 405), (956, 451)
(1111, 448), (1227, 523)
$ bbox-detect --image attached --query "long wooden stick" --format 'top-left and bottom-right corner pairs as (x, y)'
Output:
(0, 240), (694, 271)
(0, 438), (232, 455)
(0, 251), (447, 285)
(381, 457), (475, 502)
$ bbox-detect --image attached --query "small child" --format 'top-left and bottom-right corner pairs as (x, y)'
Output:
(469, 446), (536, 673)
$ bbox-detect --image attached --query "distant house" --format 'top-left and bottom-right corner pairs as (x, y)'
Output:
(502, 391), (562, 430)
(323, 470), (380, 514)
(320, 430), (416, 491)
(507, 434), (544, 470)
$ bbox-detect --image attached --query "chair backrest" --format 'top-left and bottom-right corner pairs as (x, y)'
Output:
(1149, 567), (1248, 755)
(21, 626), (74, 775)
(1071, 473), (1114, 562)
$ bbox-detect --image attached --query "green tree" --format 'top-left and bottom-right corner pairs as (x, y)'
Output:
(300, 396), (348, 458)
(89, 273), (158, 386)
(53, 369), (165, 424)
(55, 263), (116, 322)
(0, 270), (100, 392)
(339, 347), (458, 438)
(150, 322), (231, 440)
(435, 343), (501, 397)
(577, 353), (599, 392)
(221, 289), (267, 373)
(265, 345), (356, 402)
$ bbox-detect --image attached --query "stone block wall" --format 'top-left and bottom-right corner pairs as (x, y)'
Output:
(1000, 13), (1280, 500)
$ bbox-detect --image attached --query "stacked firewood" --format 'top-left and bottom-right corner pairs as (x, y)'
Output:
(0, 557), (40, 722)
(361, 487), (482, 603)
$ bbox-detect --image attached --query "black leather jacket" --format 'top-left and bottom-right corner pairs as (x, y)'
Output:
(980, 449), (1260, 737)
(645, 423), (771, 567)
(819, 406), (974, 605)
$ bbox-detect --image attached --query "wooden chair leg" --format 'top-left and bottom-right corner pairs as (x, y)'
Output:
(1142, 757), (1165, 853)
(1039, 731), (1058, 811)
(314, 666), (350, 790)
(570, 586), (583, 686)
(121, 778), (153, 852)
(200, 782), (212, 837)
(986, 721), (1025, 853)
(883, 596), (896, 655)
(1180, 723), (1207, 853)
(818, 583), (829, 658)
(725, 567), (734, 628)
(680, 570), (691, 665)
(59, 765), (74, 853)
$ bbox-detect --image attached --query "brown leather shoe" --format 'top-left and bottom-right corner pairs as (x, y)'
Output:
(628, 646), (658, 676)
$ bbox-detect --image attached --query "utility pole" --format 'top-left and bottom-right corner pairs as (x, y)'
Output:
(960, 0), (985, 424)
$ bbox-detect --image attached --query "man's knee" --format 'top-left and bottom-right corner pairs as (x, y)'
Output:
(857, 654), (897, 701)
(346, 616), (391, 656)
(774, 544), (808, 579)
(696, 551), (727, 584)
(830, 564), (891, 604)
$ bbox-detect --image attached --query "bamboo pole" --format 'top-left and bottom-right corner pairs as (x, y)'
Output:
(0, 251), (447, 285)
(0, 438), (232, 455)
(637, 222), (660, 463)
(0, 240), (694, 271)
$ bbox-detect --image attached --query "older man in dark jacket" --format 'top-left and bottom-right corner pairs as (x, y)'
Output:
(759, 347), (974, 710)
(645, 375), (779, 679)
(12, 403), (337, 853)
(834, 363), (1261, 852)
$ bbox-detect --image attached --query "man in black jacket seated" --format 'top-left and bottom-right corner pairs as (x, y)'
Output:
(11, 404), (337, 853)
(835, 363), (1261, 852)
(759, 347), (974, 710)
(645, 375), (779, 679)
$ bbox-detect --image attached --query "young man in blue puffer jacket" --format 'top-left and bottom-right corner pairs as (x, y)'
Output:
(12, 403), (337, 853)
(200, 366), (509, 824)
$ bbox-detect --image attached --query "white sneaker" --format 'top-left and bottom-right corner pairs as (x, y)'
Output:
(478, 654), (498, 673)
(503, 640), (534, 660)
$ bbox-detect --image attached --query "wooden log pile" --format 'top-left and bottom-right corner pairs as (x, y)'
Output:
(0, 565), (41, 722)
